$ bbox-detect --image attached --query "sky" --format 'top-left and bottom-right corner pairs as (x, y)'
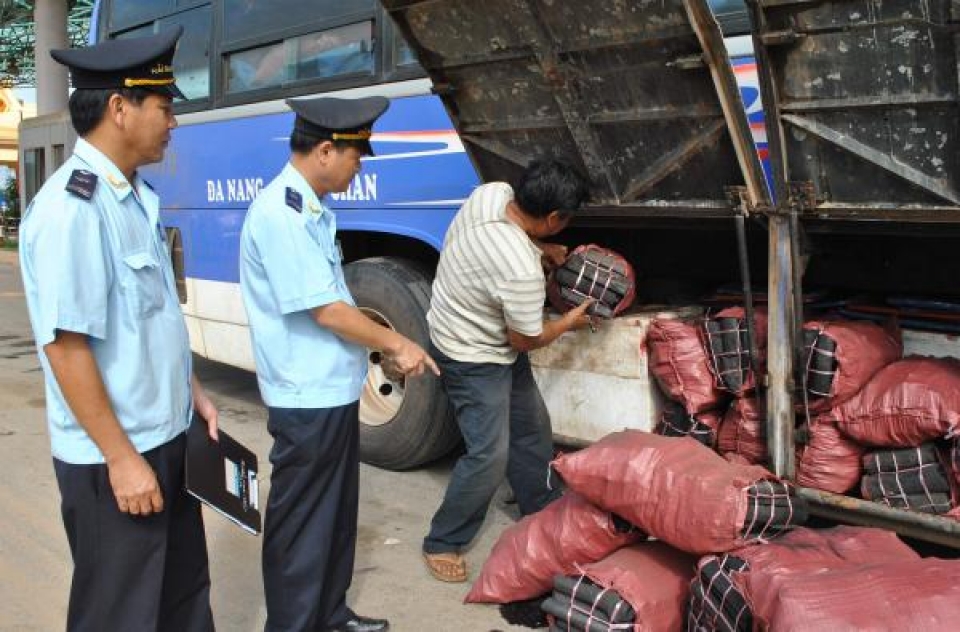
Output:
(13, 87), (36, 105)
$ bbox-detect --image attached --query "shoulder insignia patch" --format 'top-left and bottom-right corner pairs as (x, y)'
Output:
(65, 170), (98, 200)
(285, 187), (303, 213)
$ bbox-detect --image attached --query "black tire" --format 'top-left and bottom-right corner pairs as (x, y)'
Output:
(344, 257), (460, 470)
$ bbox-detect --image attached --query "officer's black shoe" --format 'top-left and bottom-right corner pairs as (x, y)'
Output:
(327, 614), (390, 632)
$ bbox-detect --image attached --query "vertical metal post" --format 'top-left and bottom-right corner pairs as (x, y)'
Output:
(735, 211), (762, 394)
(745, 0), (798, 478)
(767, 215), (795, 478)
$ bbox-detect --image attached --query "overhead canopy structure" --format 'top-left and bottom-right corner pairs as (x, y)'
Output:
(0, 0), (95, 88)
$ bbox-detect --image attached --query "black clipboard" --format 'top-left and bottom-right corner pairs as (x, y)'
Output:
(185, 416), (262, 535)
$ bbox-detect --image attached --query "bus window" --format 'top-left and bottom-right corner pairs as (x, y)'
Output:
(394, 38), (418, 68)
(226, 21), (373, 93)
(158, 5), (212, 100)
(111, 4), (212, 101)
(222, 0), (375, 44)
(226, 42), (285, 92)
(294, 22), (373, 81)
(109, 0), (172, 31)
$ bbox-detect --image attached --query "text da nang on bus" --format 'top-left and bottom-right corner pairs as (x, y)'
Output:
(206, 174), (379, 203)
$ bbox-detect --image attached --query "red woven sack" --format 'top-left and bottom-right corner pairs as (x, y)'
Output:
(465, 492), (641, 604)
(835, 356), (960, 447)
(755, 558), (960, 631)
(552, 431), (778, 554)
(799, 320), (901, 413)
(579, 542), (696, 632)
(718, 397), (768, 465)
(729, 526), (918, 625)
(647, 317), (728, 414)
(546, 244), (636, 318)
(795, 413), (866, 494)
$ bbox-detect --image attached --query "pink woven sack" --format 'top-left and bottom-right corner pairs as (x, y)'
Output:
(755, 559), (960, 631)
(798, 320), (901, 413)
(465, 492), (641, 604)
(552, 431), (784, 554)
(835, 356), (960, 447)
(718, 397), (768, 465)
(795, 413), (866, 494)
(647, 317), (727, 414)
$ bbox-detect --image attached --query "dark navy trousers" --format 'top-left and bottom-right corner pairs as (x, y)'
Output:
(423, 348), (560, 554)
(262, 403), (359, 632)
(53, 433), (214, 632)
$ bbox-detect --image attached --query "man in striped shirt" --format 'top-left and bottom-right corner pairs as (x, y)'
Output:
(422, 158), (594, 582)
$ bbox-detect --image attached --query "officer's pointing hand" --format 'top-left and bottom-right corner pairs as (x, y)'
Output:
(385, 339), (440, 378)
(108, 450), (164, 516)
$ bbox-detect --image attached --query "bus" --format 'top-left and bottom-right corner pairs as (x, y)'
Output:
(22, 0), (767, 470)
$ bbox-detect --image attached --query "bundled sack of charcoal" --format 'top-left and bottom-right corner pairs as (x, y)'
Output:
(835, 356), (960, 447)
(552, 432), (805, 555)
(796, 320), (901, 414)
(686, 526), (919, 632)
(656, 402), (723, 449)
(717, 397), (767, 465)
(701, 307), (767, 396)
(647, 317), (729, 414)
(687, 554), (751, 632)
(466, 492), (643, 604)
(860, 443), (954, 514)
(795, 413), (866, 495)
(547, 245), (635, 319)
(544, 542), (696, 632)
(545, 577), (636, 632)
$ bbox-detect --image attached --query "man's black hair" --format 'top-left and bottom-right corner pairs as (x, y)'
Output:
(68, 88), (152, 136)
(289, 130), (369, 156)
(514, 158), (590, 219)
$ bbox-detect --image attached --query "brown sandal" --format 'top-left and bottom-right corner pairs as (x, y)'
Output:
(423, 552), (467, 583)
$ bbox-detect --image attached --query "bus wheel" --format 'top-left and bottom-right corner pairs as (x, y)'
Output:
(344, 257), (460, 470)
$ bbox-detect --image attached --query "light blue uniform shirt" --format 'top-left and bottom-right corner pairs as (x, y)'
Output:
(239, 163), (366, 408)
(19, 138), (192, 464)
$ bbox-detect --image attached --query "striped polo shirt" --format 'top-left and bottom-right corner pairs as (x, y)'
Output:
(428, 182), (545, 364)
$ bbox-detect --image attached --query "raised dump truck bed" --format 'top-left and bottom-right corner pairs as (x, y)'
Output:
(381, 0), (769, 219)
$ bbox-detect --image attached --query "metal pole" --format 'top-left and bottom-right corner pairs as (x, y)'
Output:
(735, 212), (762, 398)
(745, 0), (797, 478)
(34, 0), (70, 117)
(767, 214), (795, 477)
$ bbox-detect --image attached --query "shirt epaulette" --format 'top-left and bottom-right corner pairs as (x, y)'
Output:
(65, 170), (98, 200)
(285, 187), (303, 213)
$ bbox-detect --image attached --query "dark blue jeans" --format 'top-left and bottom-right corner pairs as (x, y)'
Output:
(423, 346), (560, 554)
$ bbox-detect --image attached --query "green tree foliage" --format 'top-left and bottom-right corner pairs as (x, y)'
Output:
(2, 176), (18, 219)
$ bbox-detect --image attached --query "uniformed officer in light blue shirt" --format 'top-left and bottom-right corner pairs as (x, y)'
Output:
(239, 96), (438, 632)
(18, 28), (217, 632)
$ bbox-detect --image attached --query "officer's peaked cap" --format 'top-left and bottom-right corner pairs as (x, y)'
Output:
(286, 96), (389, 156)
(50, 26), (186, 100)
